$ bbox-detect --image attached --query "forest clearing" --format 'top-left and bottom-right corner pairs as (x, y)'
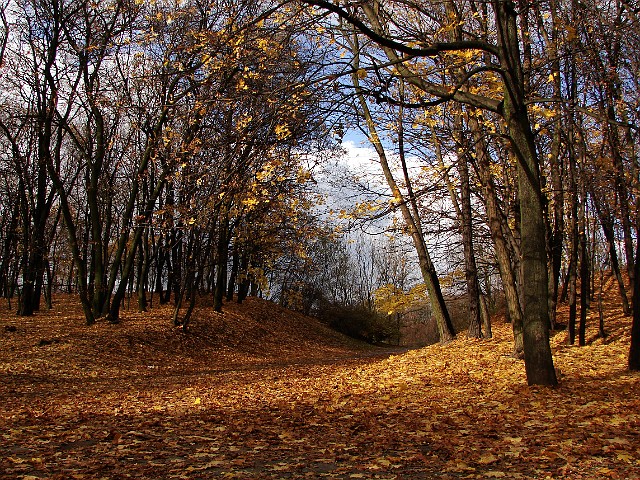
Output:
(1, 276), (639, 479)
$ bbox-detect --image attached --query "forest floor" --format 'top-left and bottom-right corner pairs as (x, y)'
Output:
(1, 279), (639, 479)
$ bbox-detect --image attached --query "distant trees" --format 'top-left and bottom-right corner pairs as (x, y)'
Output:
(287, 233), (417, 344)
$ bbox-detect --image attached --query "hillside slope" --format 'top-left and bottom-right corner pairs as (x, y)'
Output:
(1, 295), (380, 379)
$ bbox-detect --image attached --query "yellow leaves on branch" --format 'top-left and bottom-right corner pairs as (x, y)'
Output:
(235, 114), (252, 131)
(274, 124), (291, 140)
(257, 38), (270, 51)
(295, 166), (312, 184)
(356, 68), (368, 79)
(241, 157), (317, 216)
(439, 268), (464, 290)
(236, 78), (249, 91)
(374, 283), (427, 316)
(241, 196), (260, 209)
(529, 103), (558, 132)
(466, 71), (503, 100)
(332, 200), (384, 221)
(256, 37), (282, 58)
(256, 159), (281, 182)
(565, 24), (578, 42)
(411, 106), (443, 129)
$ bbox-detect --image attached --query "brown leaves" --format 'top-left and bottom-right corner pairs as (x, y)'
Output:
(1, 287), (640, 478)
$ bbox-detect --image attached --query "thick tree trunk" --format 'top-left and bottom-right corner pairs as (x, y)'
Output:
(510, 118), (557, 384)
(497, 0), (556, 385)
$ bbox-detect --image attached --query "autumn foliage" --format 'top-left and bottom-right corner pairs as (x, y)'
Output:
(1, 276), (639, 479)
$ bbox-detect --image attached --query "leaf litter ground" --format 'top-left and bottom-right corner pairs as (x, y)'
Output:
(1, 279), (639, 479)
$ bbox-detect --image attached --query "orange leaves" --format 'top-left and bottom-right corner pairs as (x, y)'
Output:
(2, 281), (640, 478)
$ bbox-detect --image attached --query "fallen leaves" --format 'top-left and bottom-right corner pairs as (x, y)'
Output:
(1, 288), (640, 478)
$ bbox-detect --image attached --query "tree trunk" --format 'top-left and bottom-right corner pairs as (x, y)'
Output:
(480, 295), (493, 339)
(107, 173), (169, 322)
(457, 150), (483, 339)
(567, 141), (579, 345)
(469, 114), (524, 356)
(213, 211), (230, 313)
(595, 202), (631, 315)
(237, 253), (250, 304)
(137, 229), (150, 312)
(227, 245), (239, 301)
(497, 0), (557, 385)
(443, 1), (482, 339)
(578, 227), (588, 346)
(349, 50), (455, 342)
(47, 168), (95, 325)
(629, 241), (640, 370)
(546, 127), (564, 329)
(440, 109), (482, 339)
(0, 200), (19, 301)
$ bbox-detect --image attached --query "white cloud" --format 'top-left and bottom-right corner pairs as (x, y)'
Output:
(340, 140), (379, 171)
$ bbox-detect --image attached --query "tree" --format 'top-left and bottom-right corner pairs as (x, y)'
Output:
(0, 0), (70, 316)
(300, 0), (557, 384)
(573, 0), (639, 367)
(467, 112), (524, 355)
(345, 30), (455, 343)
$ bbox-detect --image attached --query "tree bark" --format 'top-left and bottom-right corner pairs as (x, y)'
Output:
(594, 201), (631, 315)
(213, 209), (230, 313)
(496, 0), (557, 385)
(629, 241), (640, 370)
(469, 114), (524, 356)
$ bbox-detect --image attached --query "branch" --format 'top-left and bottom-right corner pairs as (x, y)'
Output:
(307, 1), (503, 113)
(576, 105), (639, 132)
(302, 0), (501, 58)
